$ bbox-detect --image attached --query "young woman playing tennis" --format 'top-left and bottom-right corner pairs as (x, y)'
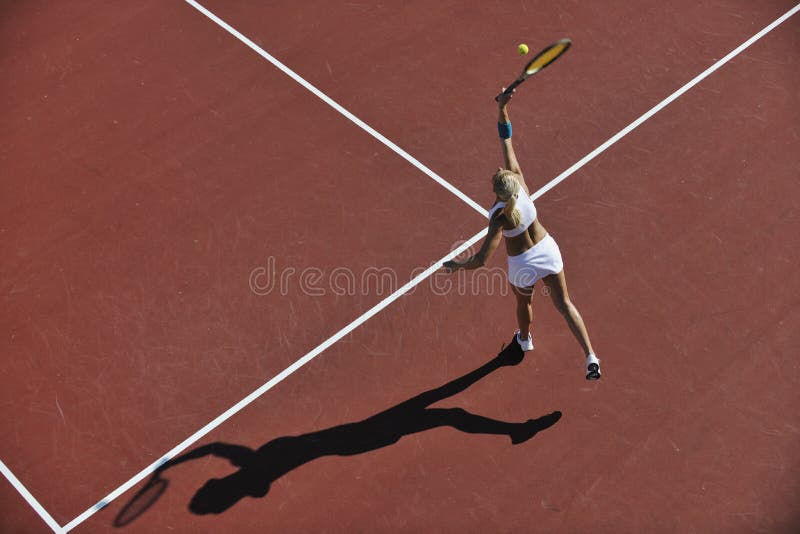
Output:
(443, 90), (601, 380)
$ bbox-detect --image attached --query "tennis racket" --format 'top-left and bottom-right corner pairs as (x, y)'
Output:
(495, 38), (572, 101)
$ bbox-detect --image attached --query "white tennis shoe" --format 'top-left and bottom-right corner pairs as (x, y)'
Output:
(586, 353), (601, 380)
(515, 330), (534, 351)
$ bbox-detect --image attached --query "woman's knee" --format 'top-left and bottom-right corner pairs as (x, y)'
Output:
(553, 295), (572, 315)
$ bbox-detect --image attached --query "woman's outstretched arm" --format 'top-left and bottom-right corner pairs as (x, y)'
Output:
(443, 218), (503, 272)
(497, 90), (530, 196)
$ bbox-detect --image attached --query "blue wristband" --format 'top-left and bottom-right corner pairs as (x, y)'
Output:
(498, 122), (512, 139)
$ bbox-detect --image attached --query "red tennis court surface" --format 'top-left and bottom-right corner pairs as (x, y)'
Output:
(2, 1), (799, 532)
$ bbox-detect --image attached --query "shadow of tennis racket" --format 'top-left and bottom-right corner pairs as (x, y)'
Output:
(114, 335), (557, 523)
(113, 470), (169, 527)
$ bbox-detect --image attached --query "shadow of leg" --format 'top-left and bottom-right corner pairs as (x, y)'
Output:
(420, 408), (562, 445)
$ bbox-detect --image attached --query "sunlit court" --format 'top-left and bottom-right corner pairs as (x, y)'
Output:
(2, 1), (799, 532)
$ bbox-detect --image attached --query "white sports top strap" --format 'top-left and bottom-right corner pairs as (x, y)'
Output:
(488, 193), (537, 237)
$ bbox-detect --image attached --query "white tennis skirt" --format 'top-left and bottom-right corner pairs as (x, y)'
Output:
(507, 234), (564, 288)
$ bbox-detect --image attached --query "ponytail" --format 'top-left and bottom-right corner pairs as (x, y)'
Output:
(502, 194), (522, 227)
(493, 170), (523, 227)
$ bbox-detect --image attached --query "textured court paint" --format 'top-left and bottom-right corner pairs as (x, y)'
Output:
(0, 2), (792, 532)
(58, 4), (800, 531)
(531, 2), (800, 201)
(183, 0), (489, 218)
(0, 460), (63, 533)
(61, 229), (488, 532)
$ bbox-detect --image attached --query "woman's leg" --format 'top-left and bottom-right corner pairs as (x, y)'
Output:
(542, 270), (594, 357)
(510, 283), (534, 336)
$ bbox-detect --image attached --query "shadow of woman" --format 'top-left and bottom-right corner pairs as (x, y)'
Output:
(115, 337), (561, 524)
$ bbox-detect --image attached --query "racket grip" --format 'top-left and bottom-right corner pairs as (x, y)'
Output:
(495, 80), (522, 102)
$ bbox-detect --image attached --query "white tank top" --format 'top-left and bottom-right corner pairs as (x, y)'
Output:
(487, 193), (538, 237)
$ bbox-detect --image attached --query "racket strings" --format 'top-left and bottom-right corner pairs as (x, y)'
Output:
(525, 39), (571, 75)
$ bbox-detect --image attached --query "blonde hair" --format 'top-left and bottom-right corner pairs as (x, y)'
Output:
(493, 170), (522, 228)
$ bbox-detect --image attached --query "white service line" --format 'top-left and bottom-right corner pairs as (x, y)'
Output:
(50, 2), (800, 532)
(183, 0), (489, 218)
(0, 459), (64, 533)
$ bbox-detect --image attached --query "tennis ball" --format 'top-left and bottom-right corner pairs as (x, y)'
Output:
(518, 43), (529, 55)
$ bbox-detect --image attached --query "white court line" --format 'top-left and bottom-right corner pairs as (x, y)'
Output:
(38, 2), (800, 532)
(0, 459), (64, 533)
(184, 0), (489, 218)
(61, 229), (488, 532)
(530, 3), (800, 201)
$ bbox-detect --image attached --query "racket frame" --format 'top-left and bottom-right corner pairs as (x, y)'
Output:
(497, 38), (572, 100)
